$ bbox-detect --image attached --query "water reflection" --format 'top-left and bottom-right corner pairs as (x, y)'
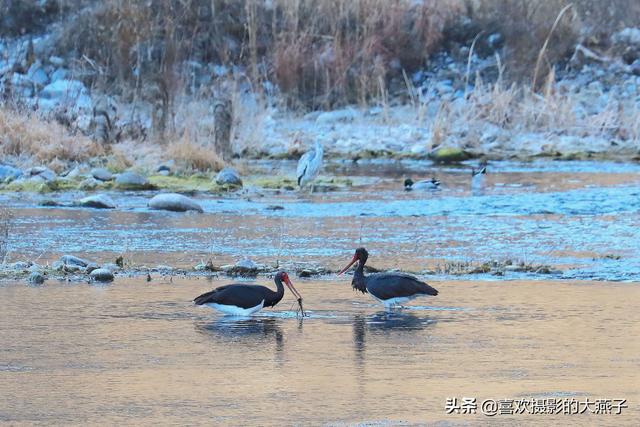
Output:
(353, 311), (435, 363)
(195, 317), (285, 353)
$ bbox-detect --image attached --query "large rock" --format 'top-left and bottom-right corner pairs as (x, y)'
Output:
(428, 146), (471, 163)
(215, 167), (242, 186)
(60, 254), (90, 268)
(91, 168), (113, 181)
(148, 193), (203, 213)
(77, 194), (116, 209)
(79, 177), (99, 190)
(90, 268), (114, 282)
(27, 61), (49, 87)
(26, 166), (56, 181)
(0, 164), (22, 182)
(115, 171), (153, 190)
(28, 271), (46, 285)
(38, 79), (92, 114)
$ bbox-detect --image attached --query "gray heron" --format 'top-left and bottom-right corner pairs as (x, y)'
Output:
(296, 141), (324, 189)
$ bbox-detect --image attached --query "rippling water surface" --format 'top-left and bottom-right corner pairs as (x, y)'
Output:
(2, 159), (640, 280)
(1, 159), (639, 425)
(1, 277), (638, 425)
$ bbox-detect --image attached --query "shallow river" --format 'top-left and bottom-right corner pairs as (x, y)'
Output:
(2, 159), (640, 280)
(1, 159), (639, 425)
(1, 277), (638, 425)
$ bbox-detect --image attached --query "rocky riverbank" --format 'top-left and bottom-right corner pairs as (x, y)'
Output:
(2, 20), (640, 173)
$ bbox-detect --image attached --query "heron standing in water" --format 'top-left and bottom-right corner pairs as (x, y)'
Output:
(296, 141), (324, 190)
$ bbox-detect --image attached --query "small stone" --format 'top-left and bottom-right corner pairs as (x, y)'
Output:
(90, 268), (114, 282)
(148, 193), (203, 213)
(28, 271), (46, 285)
(91, 168), (114, 181)
(215, 167), (243, 186)
(77, 194), (116, 209)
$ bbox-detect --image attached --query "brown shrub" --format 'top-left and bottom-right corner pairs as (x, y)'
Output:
(166, 132), (224, 173)
(0, 107), (104, 165)
(53, 0), (459, 109)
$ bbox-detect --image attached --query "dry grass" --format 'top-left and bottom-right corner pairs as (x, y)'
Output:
(0, 107), (104, 168)
(413, 69), (640, 150)
(53, 0), (461, 109)
(166, 132), (224, 173)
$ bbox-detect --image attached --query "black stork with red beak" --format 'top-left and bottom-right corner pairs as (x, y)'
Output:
(194, 271), (303, 316)
(338, 248), (438, 308)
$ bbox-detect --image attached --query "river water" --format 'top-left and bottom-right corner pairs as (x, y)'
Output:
(1, 159), (639, 425)
(2, 159), (640, 280)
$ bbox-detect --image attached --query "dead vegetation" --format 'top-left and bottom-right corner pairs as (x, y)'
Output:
(0, 107), (104, 167)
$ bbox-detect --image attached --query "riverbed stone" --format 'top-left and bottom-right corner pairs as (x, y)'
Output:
(0, 164), (22, 182)
(428, 146), (471, 163)
(91, 168), (114, 181)
(115, 171), (153, 190)
(26, 166), (56, 181)
(90, 268), (114, 282)
(79, 177), (100, 190)
(28, 271), (46, 285)
(148, 193), (203, 213)
(77, 194), (116, 209)
(60, 254), (90, 268)
(215, 167), (243, 186)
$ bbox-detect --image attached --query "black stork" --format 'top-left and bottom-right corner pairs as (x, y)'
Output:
(194, 271), (303, 316)
(338, 248), (438, 308)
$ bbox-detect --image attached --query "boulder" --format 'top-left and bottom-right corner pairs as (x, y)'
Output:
(115, 171), (153, 190)
(50, 68), (67, 82)
(27, 61), (49, 87)
(79, 177), (99, 190)
(91, 168), (113, 181)
(28, 271), (46, 285)
(26, 166), (56, 181)
(38, 79), (92, 114)
(90, 268), (114, 282)
(77, 194), (116, 209)
(60, 254), (90, 268)
(428, 146), (471, 163)
(148, 193), (203, 213)
(215, 167), (242, 186)
(0, 164), (22, 182)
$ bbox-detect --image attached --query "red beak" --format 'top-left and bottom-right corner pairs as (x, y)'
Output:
(337, 254), (358, 276)
(284, 277), (302, 300)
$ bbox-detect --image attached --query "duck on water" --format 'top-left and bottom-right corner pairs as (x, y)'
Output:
(404, 177), (440, 191)
(338, 247), (438, 308)
(194, 271), (304, 316)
